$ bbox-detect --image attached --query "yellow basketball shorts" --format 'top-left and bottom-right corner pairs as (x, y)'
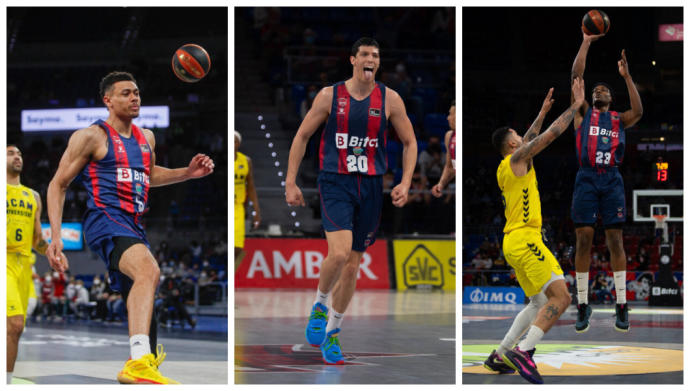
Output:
(7, 253), (32, 318)
(235, 203), (246, 249)
(502, 228), (563, 297)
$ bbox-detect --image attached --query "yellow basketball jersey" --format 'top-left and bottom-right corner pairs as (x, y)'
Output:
(496, 155), (542, 233)
(7, 184), (37, 256)
(235, 152), (249, 205)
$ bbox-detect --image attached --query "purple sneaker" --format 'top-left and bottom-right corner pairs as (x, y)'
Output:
(502, 347), (543, 384)
(483, 349), (515, 374)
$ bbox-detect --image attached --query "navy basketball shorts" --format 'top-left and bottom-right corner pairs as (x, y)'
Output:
(83, 208), (150, 292)
(317, 171), (383, 252)
(571, 167), (626, 228)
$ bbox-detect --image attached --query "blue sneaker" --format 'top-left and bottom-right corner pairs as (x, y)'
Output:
(305, 303), (328, 346)
(320, 328), (345, 365)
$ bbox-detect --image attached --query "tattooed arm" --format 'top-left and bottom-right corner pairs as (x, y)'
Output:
(523, 88), (555, 142)
(510, 78), (585, 176)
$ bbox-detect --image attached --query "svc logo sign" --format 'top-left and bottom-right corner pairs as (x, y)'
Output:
(402, 245), (443, 289)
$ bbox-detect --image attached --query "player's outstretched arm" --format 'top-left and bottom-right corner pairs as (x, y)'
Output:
(618, 49), (643, 128)
(47, 128), (97, 271)
(144, 128), (215, 187)
(523, 88), (555, 142)
(571, 32), (602, 124)
(432, 130), (455, 198)
(150, 154), (215, 187)
(387, 88), (418, 207)
(285, 86), (332, 207)
(511, 78), (585, 168)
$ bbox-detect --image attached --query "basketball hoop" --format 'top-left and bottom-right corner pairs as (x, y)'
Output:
(652, 214), (668, 229)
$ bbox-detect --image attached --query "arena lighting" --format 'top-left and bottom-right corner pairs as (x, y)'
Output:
(257, 112), (295, 224)
(21, 106), (169, 132)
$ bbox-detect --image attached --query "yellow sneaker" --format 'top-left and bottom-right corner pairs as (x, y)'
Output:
(117, 352), (180, 384)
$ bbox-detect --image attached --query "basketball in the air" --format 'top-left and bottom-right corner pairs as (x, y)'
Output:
(172, 44), (211, 83)
(582, 10), (610, 35)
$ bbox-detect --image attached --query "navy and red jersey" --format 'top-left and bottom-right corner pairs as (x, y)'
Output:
(81, 120), (151, 223)
(575, 107), (626, 168)
(319, 81), (388, 175)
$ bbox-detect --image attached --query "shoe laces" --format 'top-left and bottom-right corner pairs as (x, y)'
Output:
(309, 309), (327, 322)
(325, 334), (342, 352)
(153, 344), (167, 368)
(577, 304), (587, 320)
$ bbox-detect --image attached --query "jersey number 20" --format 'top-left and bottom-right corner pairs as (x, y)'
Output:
(346, 155), (368, 173)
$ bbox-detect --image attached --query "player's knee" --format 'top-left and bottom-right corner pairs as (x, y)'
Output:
(557, 289), (572, 309)
(529, 293), (548, 309)
(329, 251), (349, 268)
(576, 231), (593, 249)
(7, 316), (24, 337)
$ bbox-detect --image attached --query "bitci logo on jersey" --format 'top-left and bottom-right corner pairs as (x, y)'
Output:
(589, 126), (618, 138)
(335, 134), (379, 150)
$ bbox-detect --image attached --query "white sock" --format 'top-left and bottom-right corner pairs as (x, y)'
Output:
(517, 325), (545, 352)
(497, 293), (546, 356)
(576, 272), (589, 305)
(314, 288), (329, 307)
(7, 372), (12, 384)
(614, 271), (627, 304)
(325, 309), (344, 334)
(129, 334), (151, 360)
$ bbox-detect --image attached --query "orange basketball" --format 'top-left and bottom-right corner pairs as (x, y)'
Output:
(172, 44), (211, 83)
(582, 10), (610, 35)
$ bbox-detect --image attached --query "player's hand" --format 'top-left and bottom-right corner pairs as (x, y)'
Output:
(391, 183), (410, 207)
(251, 211), (261, 229)
(571, 77), (585, 107)
(46, 240), (69, 273)
(618, 49), (630, 79)
(431, 183), (444, 198)
(540, 88), (555, 114)
(285, 183), (305, 207)
(186, 153), (215, 179)
(582, 31), (605, 43)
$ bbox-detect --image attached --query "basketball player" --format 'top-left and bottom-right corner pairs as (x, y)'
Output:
(7, 145), (69, 384)
(234, 130), (261, 271)
(570, 31), (643, 333)
(45, 71), (214, 384)
(487, 78), (585, 384)
(431, 100), (456, 197)
(285, 37), (417, 364)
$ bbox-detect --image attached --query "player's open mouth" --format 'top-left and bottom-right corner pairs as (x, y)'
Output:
(363, 67), (374, 77)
